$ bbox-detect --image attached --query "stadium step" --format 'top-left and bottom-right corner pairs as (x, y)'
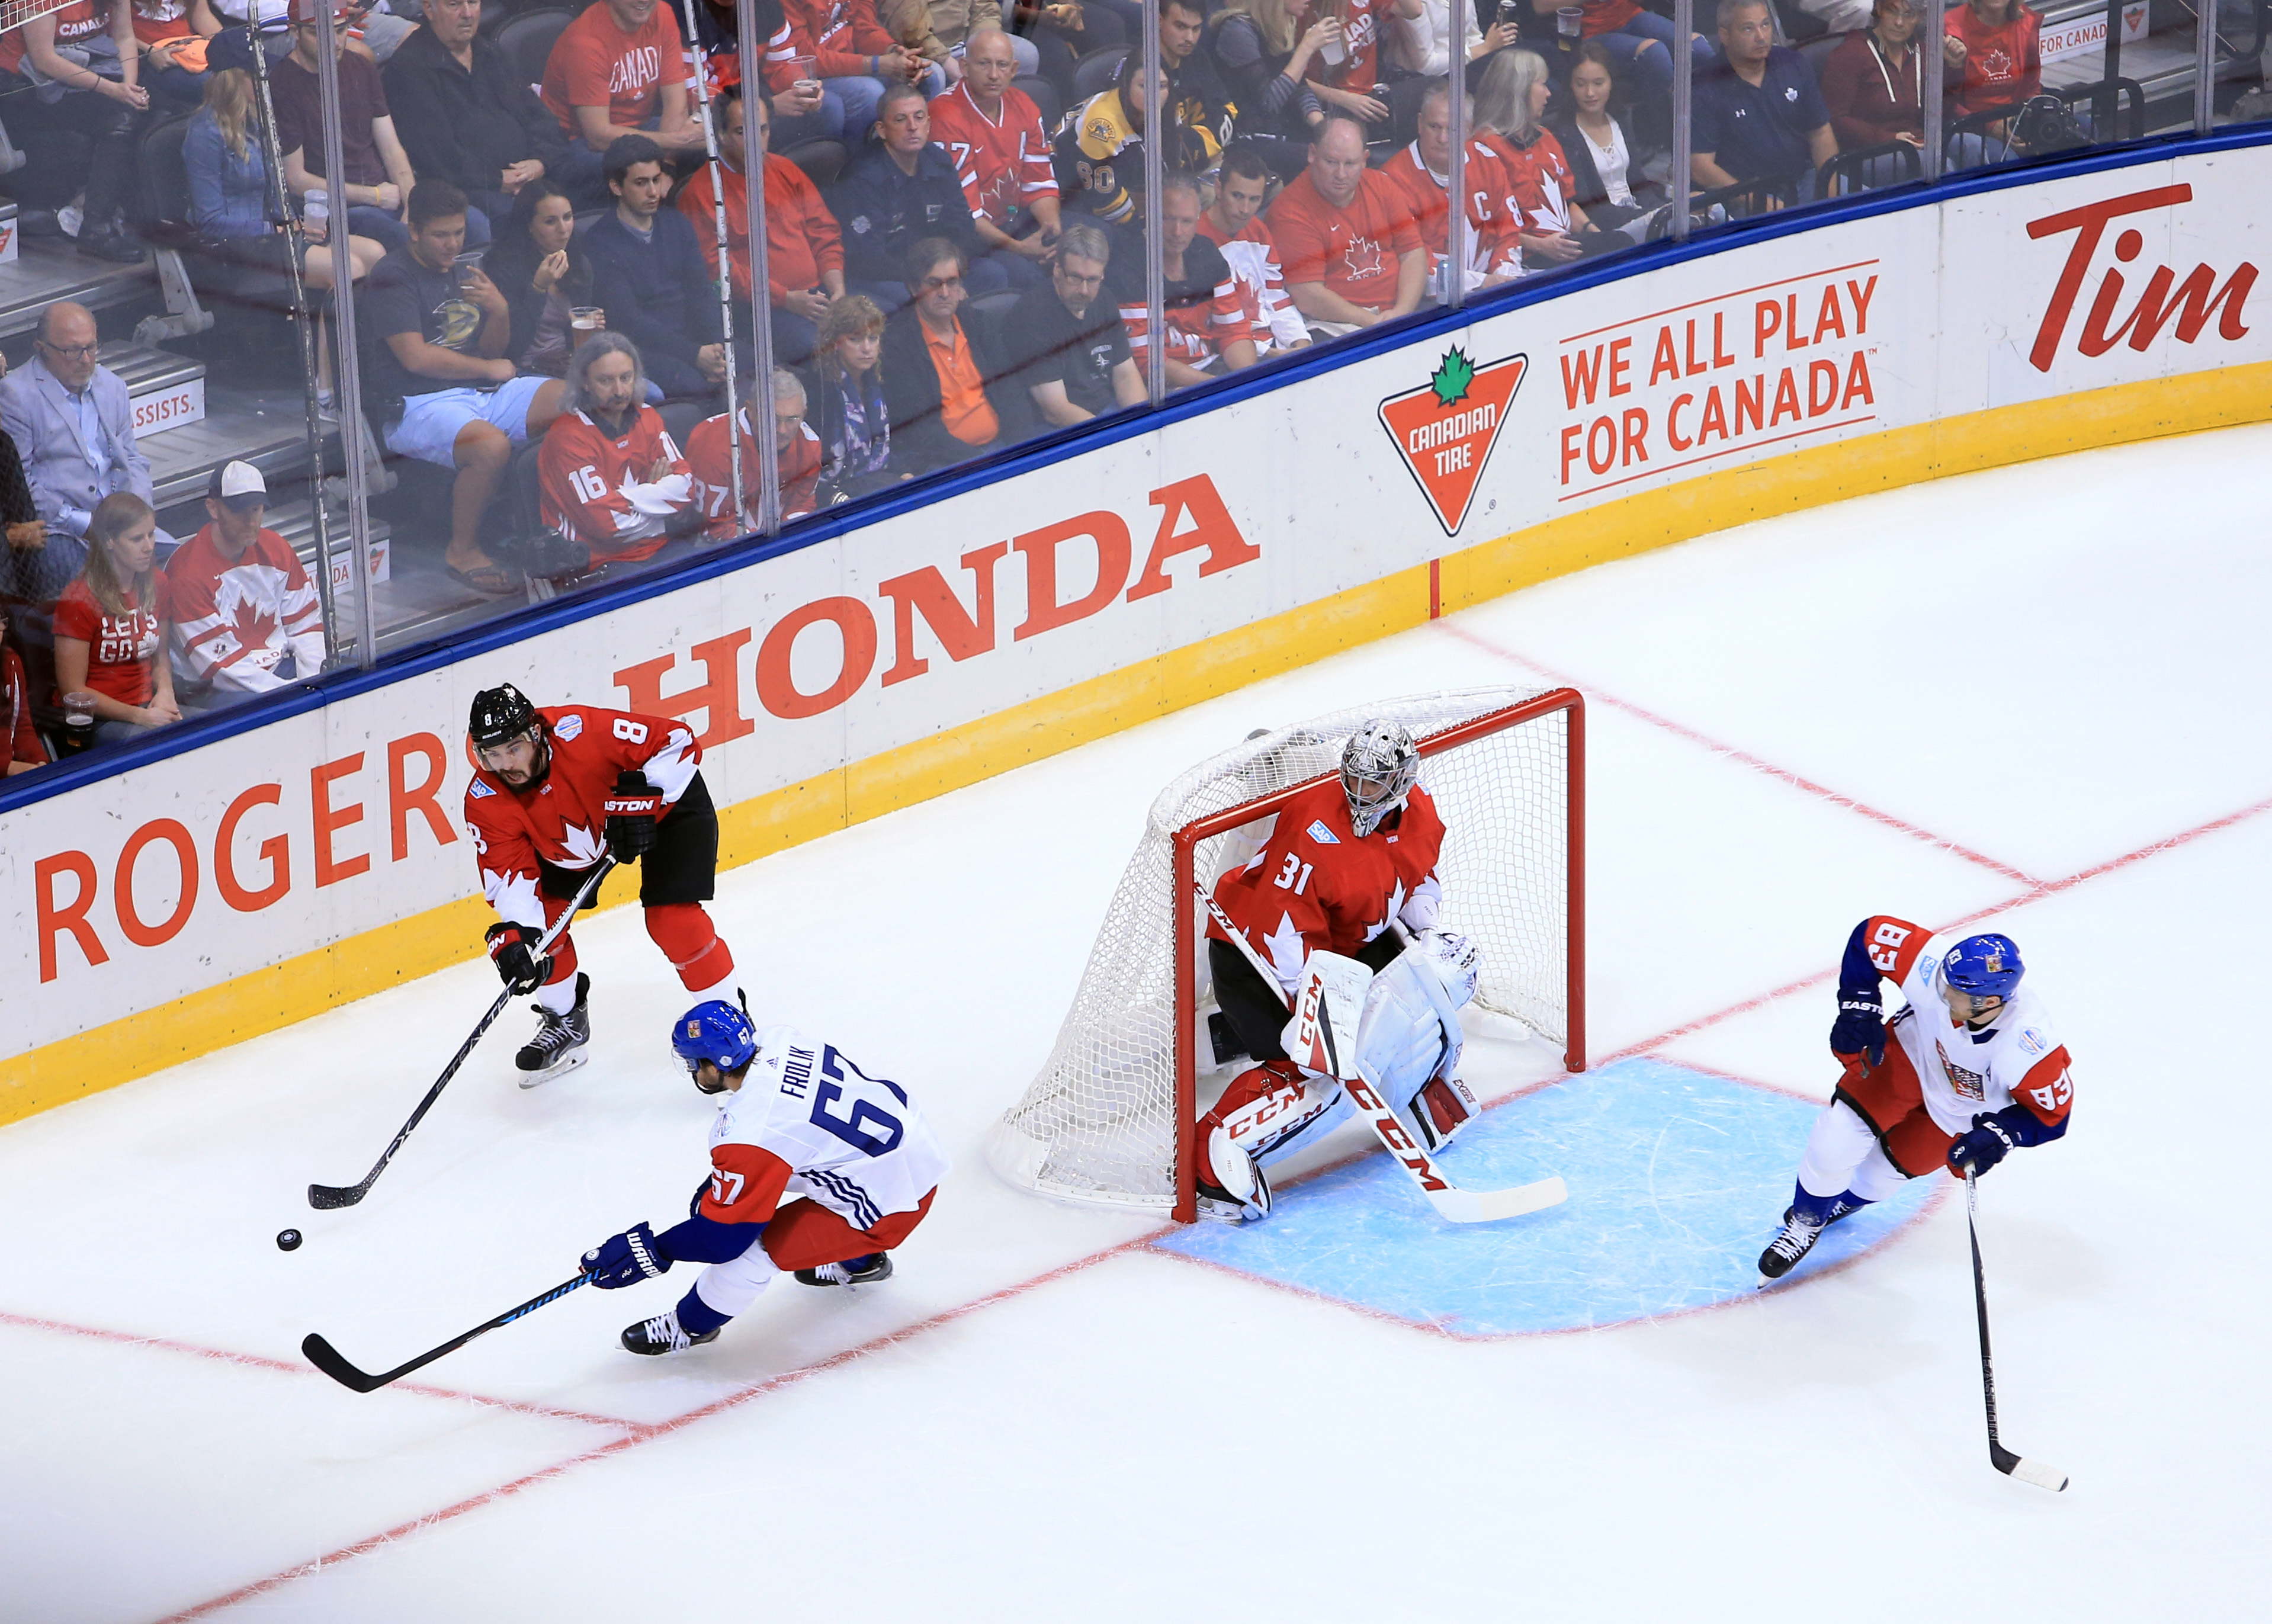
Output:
(0, 235), (159, 342)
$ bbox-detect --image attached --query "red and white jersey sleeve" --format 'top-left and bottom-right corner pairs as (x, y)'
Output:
(463, 705), (702, 925)
(1886, 927), (2077, 1138)
(1206, 779), (1446, 990)
(538, 409), (694, 564)
(698, 1023), (951, 1231)
(1197, 214), (1308, 354)
(927, 82), (1057, 229)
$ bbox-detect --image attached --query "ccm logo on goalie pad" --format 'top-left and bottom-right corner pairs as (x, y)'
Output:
(2030, 1072), (2072, 1113)
(1345, 1074), (1451, 1192)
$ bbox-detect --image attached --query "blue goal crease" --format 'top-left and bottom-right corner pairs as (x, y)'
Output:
(1150, 1057), (1943, 1339)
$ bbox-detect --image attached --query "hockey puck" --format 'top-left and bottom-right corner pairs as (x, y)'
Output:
(276, 1228), (303, 1252)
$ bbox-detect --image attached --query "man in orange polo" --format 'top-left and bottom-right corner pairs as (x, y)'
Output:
(675, 90), (845, 367)
(1268, 111), (1428, 339)
(879, 235), (1024, 477)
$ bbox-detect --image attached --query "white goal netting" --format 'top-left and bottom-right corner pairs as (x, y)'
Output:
(986, 686), (1577, 1213)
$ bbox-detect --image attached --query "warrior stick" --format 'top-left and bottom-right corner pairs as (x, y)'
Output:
(1965, 1170), (2069, 1491)
(308, 858), (615, 1209)
(1195, 881), (1567, 1222)
(304, 1273), (592, 1392)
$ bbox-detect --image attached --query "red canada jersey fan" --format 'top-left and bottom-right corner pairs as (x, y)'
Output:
(464, 683), (742, 1083)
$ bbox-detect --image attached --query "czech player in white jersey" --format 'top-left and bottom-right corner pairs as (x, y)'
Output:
(1759, 918), (2076, 1280)
(579, 1001), (951, 1355)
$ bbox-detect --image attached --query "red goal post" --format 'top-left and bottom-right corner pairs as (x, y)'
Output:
(986, 686), (1585, 1224)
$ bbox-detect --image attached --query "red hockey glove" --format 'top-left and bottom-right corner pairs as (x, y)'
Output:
(604, 771), (663, 861)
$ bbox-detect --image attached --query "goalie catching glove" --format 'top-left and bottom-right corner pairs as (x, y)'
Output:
(484, 922), (551, 993)
(603, 771), (663, 861)
(583, 1221), (672, 1288)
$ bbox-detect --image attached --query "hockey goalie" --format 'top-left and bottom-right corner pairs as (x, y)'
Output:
(1195, 721), (1486, 1221)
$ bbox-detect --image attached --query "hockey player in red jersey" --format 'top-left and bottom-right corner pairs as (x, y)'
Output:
(1758, 919), (2075, 1280)
(1196, 720), (1468, 1218)
(465, 683), (742, 1082)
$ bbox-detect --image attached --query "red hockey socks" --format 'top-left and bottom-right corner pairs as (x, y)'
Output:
(645, 903), (738, 997)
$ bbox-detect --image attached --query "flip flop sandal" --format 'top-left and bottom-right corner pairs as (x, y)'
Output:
(446, 563), (520, 597)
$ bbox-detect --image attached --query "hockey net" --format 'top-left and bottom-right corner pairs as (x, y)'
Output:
(986, 686), (1584, 1221)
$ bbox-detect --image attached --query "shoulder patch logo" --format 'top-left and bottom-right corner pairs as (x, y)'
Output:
(1305, 819), (1341, 845)
(2017, 1027), (2047, 1057)
(468, 778), (494, 798)
(552, 712), (584, 741)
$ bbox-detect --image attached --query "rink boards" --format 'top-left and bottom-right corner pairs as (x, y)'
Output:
(6, 135), (2272, 1119)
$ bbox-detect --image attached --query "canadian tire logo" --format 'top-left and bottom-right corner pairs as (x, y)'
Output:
(1378, 348), (1527, 536)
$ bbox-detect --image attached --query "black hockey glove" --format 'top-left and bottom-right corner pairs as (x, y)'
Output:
(1830, 986), (1885, 1067)
(604, 771), (662, 861)
(484, 921), (551, 994)
(1947, 1113), (2019, 1177)
(583, 1221), (672, 1289)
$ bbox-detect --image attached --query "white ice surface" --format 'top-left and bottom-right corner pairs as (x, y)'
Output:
(3, 426), (2267, 1621)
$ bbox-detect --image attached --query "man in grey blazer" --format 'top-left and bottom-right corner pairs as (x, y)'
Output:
(0, 301), (170, 660)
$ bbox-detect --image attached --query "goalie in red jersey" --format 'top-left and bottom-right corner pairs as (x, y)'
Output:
(1196, 720), (1468, 1219)
(464, 683), (742, 1084)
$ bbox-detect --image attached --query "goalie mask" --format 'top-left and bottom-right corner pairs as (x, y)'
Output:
(1340, 720), (1420, 837)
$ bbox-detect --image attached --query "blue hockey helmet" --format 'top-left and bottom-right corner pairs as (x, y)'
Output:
(1940, 933), (2024, 1002)
(672, 999), (757, 1079)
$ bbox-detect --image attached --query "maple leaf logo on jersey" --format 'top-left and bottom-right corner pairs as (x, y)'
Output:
(1342, 235), (1386, 283)
(1981, 45), (2014, 79)
(558, 821), (606, 868)
(1262, 912), (1308, 986)
(1378, 347), (1528, 535)
(211, 561), (293, 665)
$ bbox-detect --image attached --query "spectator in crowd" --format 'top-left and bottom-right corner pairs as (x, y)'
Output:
(1005, 0), (1122, 95)
(734, 0), (840, 146)
(1381, 77), (1523, 298)
(881, 0), (1041, 79)
(540, 0), (705, 197)
(362, 180), (570, 594)
(1536, 0), (1713, 110)
(0, 304), (163, 666)
(2, 402), (47, 567)
(188, 67), (386, 290)
(1819, 0), (1959, 182)
(0, 0), (151, 261)
(134, 0), (222, 105)
(384, 0), (569, 235)
(1941, 0), (2042, 132)
(1385, 0), (1517, 88)
(1055, 54), (1208, 227)
(1301, 0), (1403, 137)
(676, 92), (845, 367)
(832, 84), (1002, 312)
(1156, 0), (1238, 163)
(1550, 38), (1660, 235)
(538, 332), (698, 568)
(1117, 173), (1257, 388)
(1691, 0), (1834, 206)
(926, 27), (1061, 291)
(1195, 142), (1310, 356)
(1003, 221), (1145, 426)
(586, 135), (731, 400)
(165, 461), (327, 705)
(275, 0), (422, 251)
(484, 180), (601, 377)
(1211, 0), (1331, 147)
(1478, 48), (1619, 262)
(784, 0), (939, 147)
(2, 604), (50, 774)
(1267, 110), (1426, 336)
(808, 293), (896, 497)
(880, 236), (1023, 476)
(53, 492), (178, 744)
(687, 371), (824, 534)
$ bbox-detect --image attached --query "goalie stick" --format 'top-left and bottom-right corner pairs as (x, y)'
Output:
(1195, 881), (1567, 1223)
(308, 859), (616, 1211)
(303, 1272), (593, 1393)
(1965, 1170), (2069, 1491)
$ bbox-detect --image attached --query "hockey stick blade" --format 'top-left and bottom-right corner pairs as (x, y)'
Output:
(307, 860), (614, 1210)
(301, 1272), (592, 1393)
(1426, 1174), (1569, 1224)
(1991, 1443), (2069, 1493)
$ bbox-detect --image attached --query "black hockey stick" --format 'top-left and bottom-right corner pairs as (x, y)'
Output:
(309, 858), (615, 1209)
(303, 1272), (593, 1392)
(1965, 1170), (2068, 1491)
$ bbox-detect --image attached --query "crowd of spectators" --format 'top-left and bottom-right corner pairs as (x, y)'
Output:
(0, 0), (2118, 769)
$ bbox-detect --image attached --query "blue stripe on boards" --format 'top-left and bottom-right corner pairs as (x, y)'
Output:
(1152, 1058), (1938, 1337)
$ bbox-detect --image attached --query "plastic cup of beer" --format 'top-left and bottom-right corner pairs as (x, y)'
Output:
(1557, 5), (1583, 35)
(304, 193), (328, 241)
(570, 307), (605, 346)
(791, 53), (818, 91)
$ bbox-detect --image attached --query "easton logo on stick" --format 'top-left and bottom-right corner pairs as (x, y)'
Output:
(1377, 348), (1527, 536)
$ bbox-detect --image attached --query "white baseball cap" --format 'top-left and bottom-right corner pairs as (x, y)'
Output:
(208, 460), (268, 512)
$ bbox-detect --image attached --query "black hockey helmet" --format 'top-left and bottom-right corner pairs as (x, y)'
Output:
(469, 683), (544, 769)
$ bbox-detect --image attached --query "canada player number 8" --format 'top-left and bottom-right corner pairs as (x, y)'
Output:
(809, 1045), (906, 1157)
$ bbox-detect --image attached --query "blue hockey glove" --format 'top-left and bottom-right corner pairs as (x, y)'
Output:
(1830, 986), (1885, 1067)
(484, 922), (551, 994)
(1947, 1113), (2019, 1177)
(582, 1222), (672, 1288)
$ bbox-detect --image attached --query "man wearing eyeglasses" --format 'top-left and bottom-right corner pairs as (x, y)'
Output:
(0, 302), (166, 670)
(1002, 222), (1144, 427)
(879, 235), (1025, 476)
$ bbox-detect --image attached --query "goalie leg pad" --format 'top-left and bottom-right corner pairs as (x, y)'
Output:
(1204, 1059), (1349, 1166)
(1202, 1125), (1273, 1222)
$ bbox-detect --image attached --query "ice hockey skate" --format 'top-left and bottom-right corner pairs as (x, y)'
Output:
(1757, 1207), (1828, 1282)
(517, 973), (591, 1086)
(795, 1253), (896, 1286)
(621, 1310), (720, 1356)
